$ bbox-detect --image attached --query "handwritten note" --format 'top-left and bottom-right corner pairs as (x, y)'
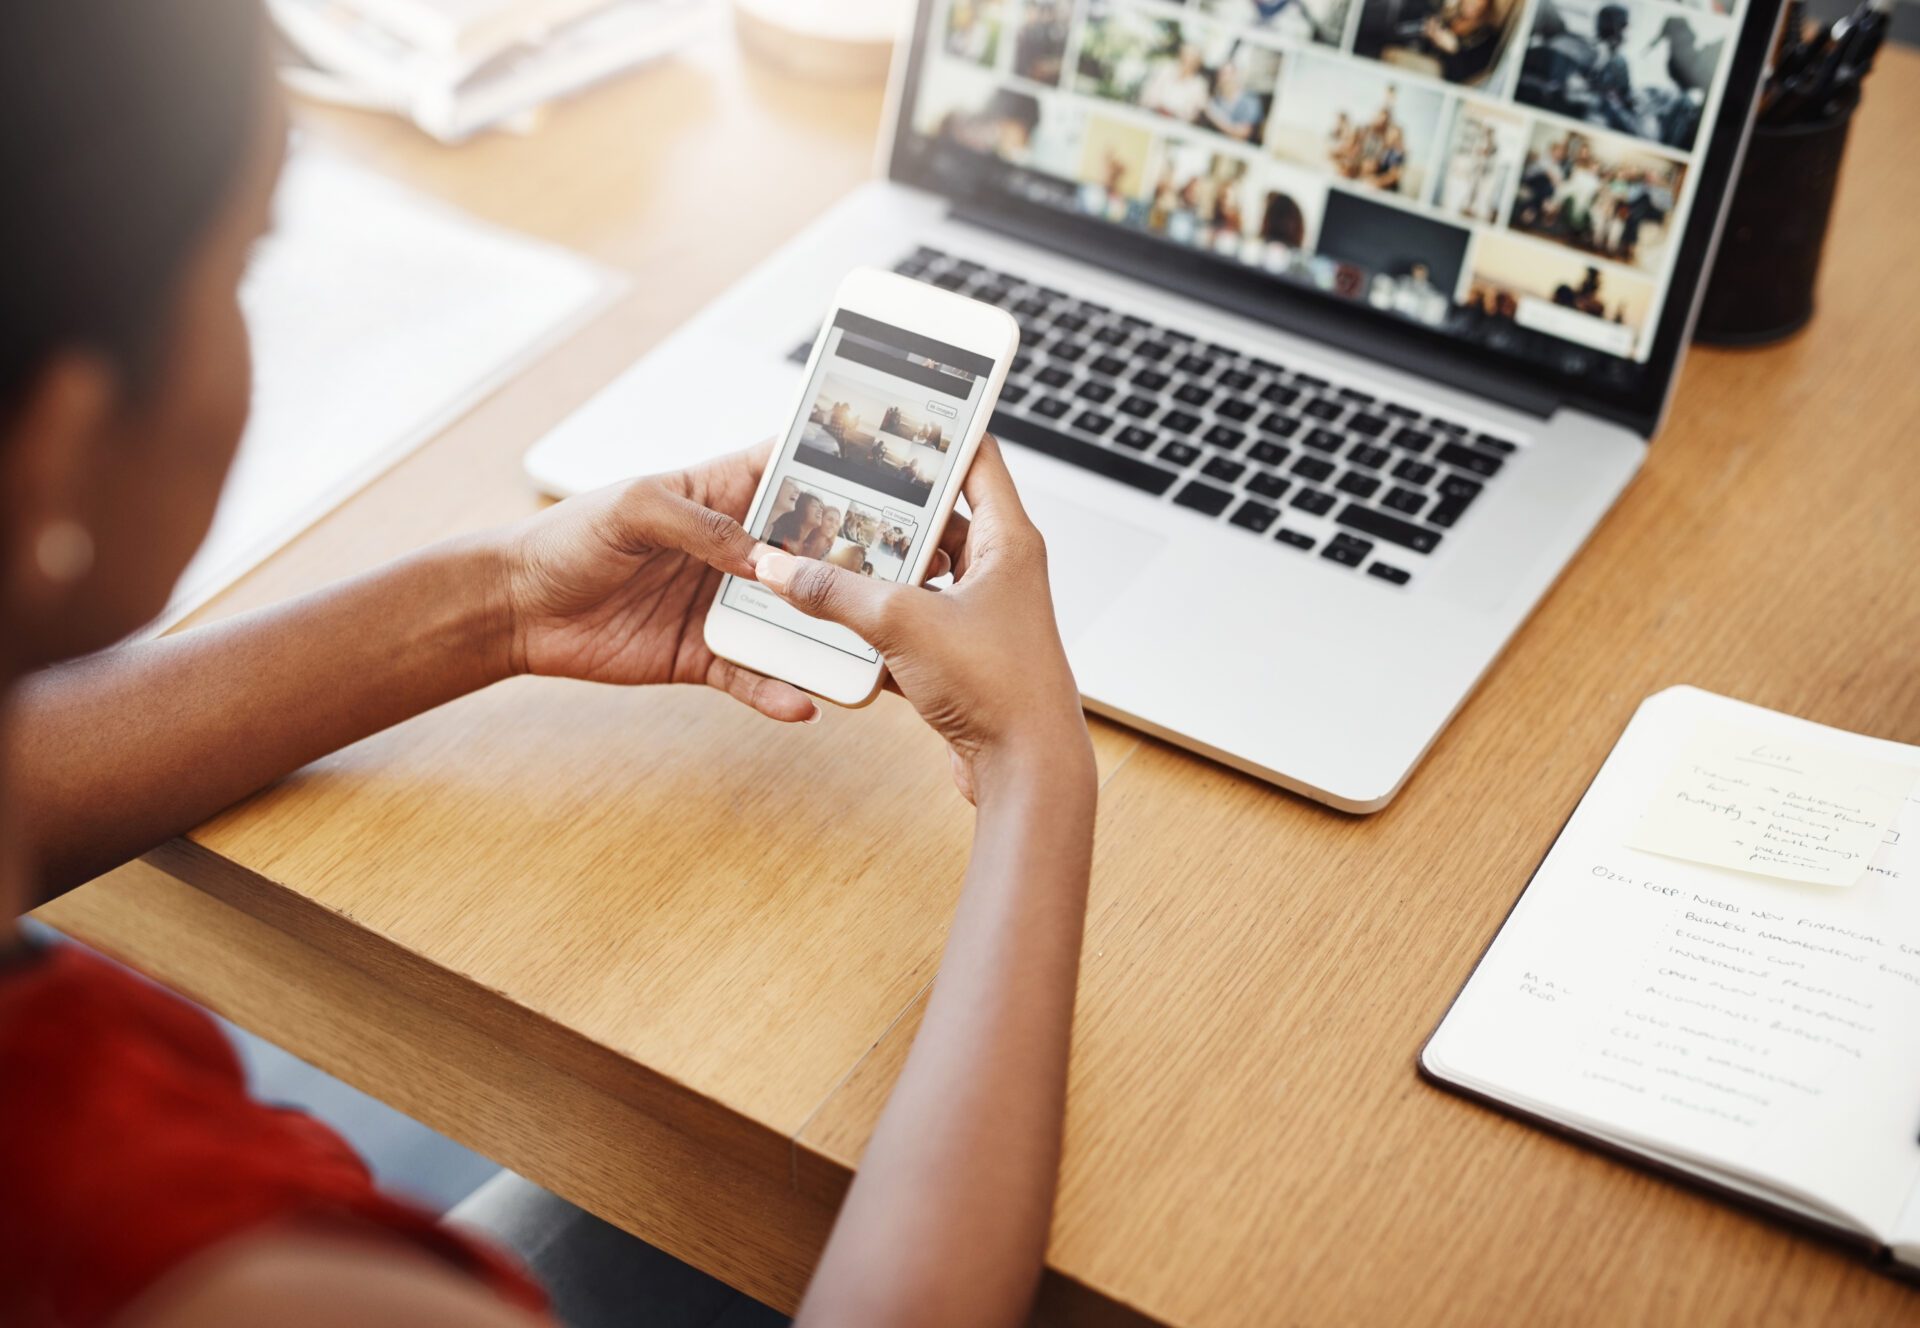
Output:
(1628, 719), (1915, 886)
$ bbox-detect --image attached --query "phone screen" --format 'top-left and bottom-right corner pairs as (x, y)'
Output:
(722, 310), (998, 661)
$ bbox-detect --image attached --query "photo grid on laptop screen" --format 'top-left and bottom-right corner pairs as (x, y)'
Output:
(909, 0), (1750, 367)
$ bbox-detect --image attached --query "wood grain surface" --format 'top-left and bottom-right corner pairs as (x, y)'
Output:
(37, 29), (1920, 1328)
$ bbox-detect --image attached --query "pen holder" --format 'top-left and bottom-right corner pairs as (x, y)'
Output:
(1694, 93), (1859, 347)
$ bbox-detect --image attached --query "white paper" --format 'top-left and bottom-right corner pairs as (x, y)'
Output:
(1628, 717), (1915, 887)
(151, 146), (623, 634)
(1426, 687), (1920, 1241)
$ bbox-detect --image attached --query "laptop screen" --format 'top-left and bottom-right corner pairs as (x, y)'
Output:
(892, 0), (1767, 425)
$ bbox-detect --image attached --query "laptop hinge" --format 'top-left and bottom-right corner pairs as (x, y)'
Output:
(948, 198), (1565, 423)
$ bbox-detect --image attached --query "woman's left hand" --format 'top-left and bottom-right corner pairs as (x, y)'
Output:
(495, 441), (820, 723)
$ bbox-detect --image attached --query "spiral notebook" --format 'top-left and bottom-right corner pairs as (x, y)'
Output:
(1423, 686), (1920, 1272)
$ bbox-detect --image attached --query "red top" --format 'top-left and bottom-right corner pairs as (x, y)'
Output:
(0, 943), (549, 1326)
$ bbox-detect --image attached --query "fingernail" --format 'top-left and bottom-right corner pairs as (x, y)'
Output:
(756, 549), (797, 592)
(803, 704), (822, 725)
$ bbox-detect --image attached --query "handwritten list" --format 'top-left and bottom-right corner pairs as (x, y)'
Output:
(1627, 718), (1915, 887)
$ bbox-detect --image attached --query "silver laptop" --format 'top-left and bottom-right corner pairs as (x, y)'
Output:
(525, 0), (1781, 810)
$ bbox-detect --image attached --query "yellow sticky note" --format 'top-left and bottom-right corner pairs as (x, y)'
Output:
(1628, 719), (1915, 886)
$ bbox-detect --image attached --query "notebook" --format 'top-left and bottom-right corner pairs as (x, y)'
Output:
(1422, 685), (1920, 1272)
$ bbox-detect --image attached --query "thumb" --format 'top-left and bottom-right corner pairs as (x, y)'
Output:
(752, 546), (908, 645)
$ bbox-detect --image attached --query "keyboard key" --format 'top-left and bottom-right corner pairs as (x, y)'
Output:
(1089, 354), (1128, 377)
(1249, 356), (1284, 374)
(1219, 368), (1257, 391)
(1336, 472), (1381, 499)
(1393, 458), (1437, 485)
(1054, 313), (1088, 333)
(1173, 480), (1235, 516)
(1321, 532), (1373, 567)
(1247, 470), (1290, 500)
(1291, 487), (1336, 516)
(1337, 387), (1375, 405)
(1072, 410), (1115, 436)
(1052, 342), (1087, 363)
(1437, 442), (1503, 477)
(1248, 440), (1288, 466)
(1275, 528), (1315, 551)
(1261, 382), (1301, 407)
(1382, 486), (1426, 515)
(1135, 340), (1172, 362)
(1203, 424), (1246, 452)
(1119, 394), (1158, 418)
(1257, 412), (1301, 437)
(1368, 562), (1412, 585)
(1133, 368), (1172, 391)
(1392, 427), (1434, 453)
(1000, 383), (1031, 405)
(1175, 353), (1216, 376)
(1428, 474), (1484, 528)
(1202, 456), (1246, 483)
(933, 270), (968, 290)
(1115, 425), (1156, 450)
(1012, 297), (1048, 318)
(1161, 410), (1202, 434)
(1033, 396), (1069, 419)
(1204, 342), (1239, 358)
(1291, 455), (1335, 482)
(1174, 383), (1214, 407)
(1303, 427), (1343, 453)
(1475, 432), (1518, 453)
(1336, 503), (1443, 553)
(1429, 418), (1468, 436)
(1075, 299), (1109, 318)
(1037, 365), (1072, 389)
(1229, 499), (1280, 533)
(1216, 398), (1256, 422)
(1382, 403), (1419, 419)
(1162, 327), (1195, 342)
(1304, 398), (1342, 421)
(1347, 412), (1388, 438)
(1120, 314), (1153, 329)
(1293, 373), (1329, 390)
(1348, 442), (1391, 470)
(1076, 380), (1116, 403)
(991, 414), (1178, 496)
(1160, 440), (1201, 466)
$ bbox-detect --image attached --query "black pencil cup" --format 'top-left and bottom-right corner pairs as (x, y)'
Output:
(1694, 94), (1859, 346)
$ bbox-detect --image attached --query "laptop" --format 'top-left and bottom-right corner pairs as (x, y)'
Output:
(524, 0), (1783, 811)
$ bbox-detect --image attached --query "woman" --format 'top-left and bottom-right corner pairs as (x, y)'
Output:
(0, 4), (1097, 1327)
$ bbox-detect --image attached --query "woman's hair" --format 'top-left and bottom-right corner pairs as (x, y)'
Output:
(0, 0), (267, 414)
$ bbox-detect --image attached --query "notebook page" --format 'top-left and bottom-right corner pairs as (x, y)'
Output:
(1427, 686), (1920, 1240)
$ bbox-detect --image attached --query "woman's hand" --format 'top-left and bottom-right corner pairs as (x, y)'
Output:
(497, 442), (819, 723)
(750, 435), (1093, 803)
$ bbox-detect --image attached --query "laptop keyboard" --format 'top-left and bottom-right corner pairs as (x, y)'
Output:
(787, 246), (1523, 589)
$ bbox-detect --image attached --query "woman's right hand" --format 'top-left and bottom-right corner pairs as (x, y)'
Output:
(749, 435), (1093, 803)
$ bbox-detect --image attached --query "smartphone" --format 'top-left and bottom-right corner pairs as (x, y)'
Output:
(705, 267), (1019, 707)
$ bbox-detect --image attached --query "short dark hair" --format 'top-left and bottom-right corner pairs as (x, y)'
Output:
(0, 0), (268, 412)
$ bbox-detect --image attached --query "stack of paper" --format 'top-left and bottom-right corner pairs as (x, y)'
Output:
(270, 0), (710, 143)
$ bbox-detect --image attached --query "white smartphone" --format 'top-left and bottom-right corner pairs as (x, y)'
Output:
(705, 267), (1020, 707)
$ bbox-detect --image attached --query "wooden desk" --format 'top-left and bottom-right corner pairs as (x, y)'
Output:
(40, 31), (1920, 1327)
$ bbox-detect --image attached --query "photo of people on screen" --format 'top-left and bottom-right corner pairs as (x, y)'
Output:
(1352, 0), (1525, 87)
(1268, 55), (1446, 199)
(1199, 0), (1353, 47)
(834, 501), (920, 581)
(1433, 101), (1525, 223)
(1465, 230), (1655, 355)
(794, 374), (958, 508)
(1316, 190), (1470, 329)
(1514, 0), (1725, 151)
(1145, 142), (1254, 246)
(1509, 124), (1686, 270)
(761, 478), (849, 561)
(1076, 5), (1281, 148)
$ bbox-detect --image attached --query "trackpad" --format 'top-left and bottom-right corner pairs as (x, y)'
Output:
(1014, 486), (1165, 645)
